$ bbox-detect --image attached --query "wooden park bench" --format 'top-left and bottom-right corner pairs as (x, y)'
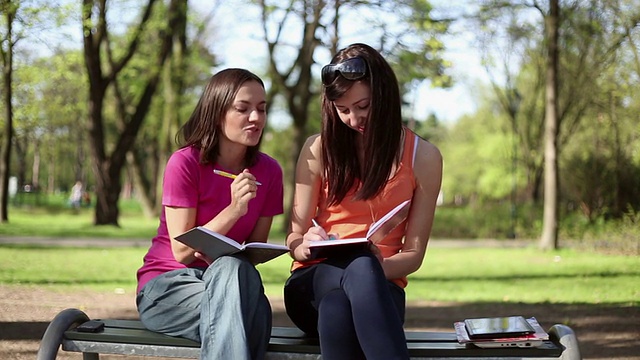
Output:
(37, 308), (581, 359)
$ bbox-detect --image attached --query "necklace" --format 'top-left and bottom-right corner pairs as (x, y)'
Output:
(367, 198), (378, 225)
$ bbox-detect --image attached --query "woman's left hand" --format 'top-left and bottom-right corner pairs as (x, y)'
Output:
(194, 251), (213, 265)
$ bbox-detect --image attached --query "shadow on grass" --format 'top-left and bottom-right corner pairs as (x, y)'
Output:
(5, 302), (636, 359)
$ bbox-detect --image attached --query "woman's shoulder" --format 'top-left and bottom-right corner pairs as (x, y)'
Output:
(404, 129), (441, 163)
(255, 152), (284, 185)
(171, 145), (198, 157)
(304, 133), (321, 148)
(413, 136), (443, 182)
(256, 151), (282, 170)
(293, 134), (322, 177)
(303, 134), (322, 156)
(167, 146), (200, 166)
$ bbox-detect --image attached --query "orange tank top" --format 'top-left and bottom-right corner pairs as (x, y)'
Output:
(292, 127), (418, 288)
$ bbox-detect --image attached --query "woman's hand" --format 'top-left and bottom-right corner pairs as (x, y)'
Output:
(193, 251), (213, 265)
(228, 169), (259, 217)
(292, 225), (333, 261)
(293, 227), (319, 261)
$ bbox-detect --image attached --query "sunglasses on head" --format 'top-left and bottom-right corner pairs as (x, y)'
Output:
(321, 57), (368, 85)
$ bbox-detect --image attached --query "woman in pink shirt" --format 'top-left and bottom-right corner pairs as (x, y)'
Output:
(136, 68), (284, 360)
(284, 44), (443, 359)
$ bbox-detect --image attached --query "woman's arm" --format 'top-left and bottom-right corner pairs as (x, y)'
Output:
(246, 216), (274, 243)
(167, 171), (261, 264)
(380, 139), (443, 280)
(287, 135), (327, 261)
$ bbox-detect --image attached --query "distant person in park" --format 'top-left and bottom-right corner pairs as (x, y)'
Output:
(284, 43), (443, 359)
(69, 181), (83, 209)
(136, 68), (284, 360)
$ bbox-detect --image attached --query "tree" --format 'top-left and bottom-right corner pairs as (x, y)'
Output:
(126, 4), (218, 219)
(539, 0), (560, 250)
(473, 0), (640, 249)
(0, 0), (18, 222)
(81, 0), (183, 226)
(254, 0), (451, 230)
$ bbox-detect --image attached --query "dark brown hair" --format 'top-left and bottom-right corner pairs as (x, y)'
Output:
(177, 68), (265, 166)
(321, 43), (403, 205)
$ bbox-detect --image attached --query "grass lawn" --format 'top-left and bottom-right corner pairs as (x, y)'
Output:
(1, 200), (637, 305)
(1, 245), (637, 305)
(0, 204), (159, 239)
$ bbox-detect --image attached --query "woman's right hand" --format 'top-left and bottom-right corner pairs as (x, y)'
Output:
(294, 226), (338, 261)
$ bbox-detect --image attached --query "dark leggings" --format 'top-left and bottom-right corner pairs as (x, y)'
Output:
(284, 251), (409, 360)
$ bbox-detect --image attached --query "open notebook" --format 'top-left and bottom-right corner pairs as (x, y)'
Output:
(309, 199), (411, 259)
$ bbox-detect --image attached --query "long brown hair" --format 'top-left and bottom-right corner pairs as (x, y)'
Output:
(177, 68), (265, 166)
(321, 43), (403, 205)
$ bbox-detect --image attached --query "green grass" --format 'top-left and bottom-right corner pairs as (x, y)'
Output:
(1, 245), (637, 305)
(1, 199), (637, 305)
(4, 198), (637, 257)
(1, 198), (158, 239)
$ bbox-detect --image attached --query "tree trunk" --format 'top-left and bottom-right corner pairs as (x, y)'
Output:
(0, 59), (12, 222)
(281, 124), (305, 232)
(83, 0), (183, 226)
(127, 150), (156, 219)
(0, 2), (16, 223)
(540, 0), (560, 251)
(32, 141), (40, 190)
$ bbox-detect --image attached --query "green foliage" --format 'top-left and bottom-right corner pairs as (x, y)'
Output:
(562, 151), (640, 221)
(432, 202), (639, 255)
(439, 106), (519, 203)
(432, 202), (542, 240)
(561, 208), (640, 255)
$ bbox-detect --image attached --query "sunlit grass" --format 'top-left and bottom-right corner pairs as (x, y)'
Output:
(1, 197), (637, 305)
(1, 245), (637, 305)
(0, 199), (287, 240)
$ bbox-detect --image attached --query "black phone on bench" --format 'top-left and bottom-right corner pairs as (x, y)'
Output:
(76, 320), (105, 333)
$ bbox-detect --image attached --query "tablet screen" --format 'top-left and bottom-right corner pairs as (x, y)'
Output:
(464, 316), (535, 339)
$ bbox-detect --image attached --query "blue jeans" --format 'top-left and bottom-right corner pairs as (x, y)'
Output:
(284, 251), (409, 360)
(137, 255), (271, 360)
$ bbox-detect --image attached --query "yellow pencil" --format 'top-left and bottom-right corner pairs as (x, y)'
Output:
(213, 169), (262, 185)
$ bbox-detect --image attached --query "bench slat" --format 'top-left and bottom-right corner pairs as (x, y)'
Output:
(406, 341), (563, 357)
(66, 327), (199, 348)
(40, 309), (579, 360)
(97, 320), (458, 342)
(63, 320), (564, 358)
(63, 340), (200, 358)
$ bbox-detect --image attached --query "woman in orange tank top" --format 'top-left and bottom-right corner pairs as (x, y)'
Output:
(284, 43), (443, 360)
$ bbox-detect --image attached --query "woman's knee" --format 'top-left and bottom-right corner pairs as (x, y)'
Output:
(206, 255), (261, 283)
(345, 253), (383, 278)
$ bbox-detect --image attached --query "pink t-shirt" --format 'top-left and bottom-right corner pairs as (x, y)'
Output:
(136, 146), (284, 293)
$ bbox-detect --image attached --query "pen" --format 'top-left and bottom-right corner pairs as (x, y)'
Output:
(214, 169), (262, 185)
(311, 219), (336, 240)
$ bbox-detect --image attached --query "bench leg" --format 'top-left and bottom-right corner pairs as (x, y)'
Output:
(548, 324), (582, 360)
(83, 353), (100, 360)
(37, 308), (91, 360)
